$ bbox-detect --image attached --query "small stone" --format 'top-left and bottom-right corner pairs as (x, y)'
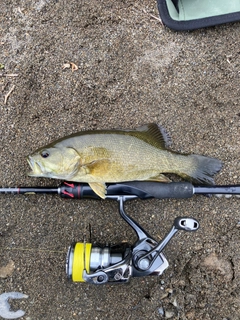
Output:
(172, 297), (178, 307)
(0, 260), (15, 278)
(166, 288), (173, 296)
(62, 63), (71, 69)
(165, 310), (175, 319)
(158, 307), (164, 315)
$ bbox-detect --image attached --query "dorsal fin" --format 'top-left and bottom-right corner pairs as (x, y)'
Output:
(52, 123), (171, 150)
(125, 123), (171, 149)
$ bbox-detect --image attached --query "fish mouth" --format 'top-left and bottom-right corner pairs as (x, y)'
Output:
(27, 156), (45, 177)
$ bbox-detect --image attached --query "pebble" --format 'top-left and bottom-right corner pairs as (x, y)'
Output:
(158, 307), (164, 316)
(165, 310), (175, 319)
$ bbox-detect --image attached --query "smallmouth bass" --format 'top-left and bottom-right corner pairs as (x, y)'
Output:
(27, 124), (222, 198)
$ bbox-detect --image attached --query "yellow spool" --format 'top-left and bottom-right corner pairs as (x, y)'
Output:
(72, 242), (92, 282)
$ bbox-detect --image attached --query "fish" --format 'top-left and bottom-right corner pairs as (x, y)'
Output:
(27, 123), (222, 199)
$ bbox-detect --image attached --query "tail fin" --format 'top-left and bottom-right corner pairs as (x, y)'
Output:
(182, 154), (222, 185)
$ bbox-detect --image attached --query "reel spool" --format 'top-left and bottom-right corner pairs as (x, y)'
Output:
(66, 243), (131, 283)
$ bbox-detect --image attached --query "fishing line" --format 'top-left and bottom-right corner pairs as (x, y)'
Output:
(0, 247), (65, 254)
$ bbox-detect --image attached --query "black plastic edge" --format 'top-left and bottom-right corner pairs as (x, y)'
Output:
(157, 0), (240, 31)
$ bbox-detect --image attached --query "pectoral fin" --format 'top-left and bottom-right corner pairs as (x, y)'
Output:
(89, 182), (107, 199)
(146, 174), (171, 183)
(83, 159), (111, 176)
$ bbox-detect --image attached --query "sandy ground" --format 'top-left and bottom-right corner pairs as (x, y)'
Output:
(0, 1), (240, 319)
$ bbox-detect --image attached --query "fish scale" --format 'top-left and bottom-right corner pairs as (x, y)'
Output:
(57, 133), (184, 176)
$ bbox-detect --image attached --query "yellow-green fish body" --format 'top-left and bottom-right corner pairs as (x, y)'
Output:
(27, 124), (222, 198)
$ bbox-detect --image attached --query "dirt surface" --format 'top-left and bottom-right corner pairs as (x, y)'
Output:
(0, 1), (240, 319)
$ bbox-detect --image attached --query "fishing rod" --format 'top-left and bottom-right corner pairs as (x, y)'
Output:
(0, 181), (239, 200)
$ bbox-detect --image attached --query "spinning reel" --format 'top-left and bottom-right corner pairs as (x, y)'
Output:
(66, 195), (199, 284)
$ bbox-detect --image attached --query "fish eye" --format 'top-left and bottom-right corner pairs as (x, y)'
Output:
(41, 151), (50, 158)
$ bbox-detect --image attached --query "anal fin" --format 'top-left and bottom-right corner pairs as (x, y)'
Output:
(89, 182), (107, 199)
